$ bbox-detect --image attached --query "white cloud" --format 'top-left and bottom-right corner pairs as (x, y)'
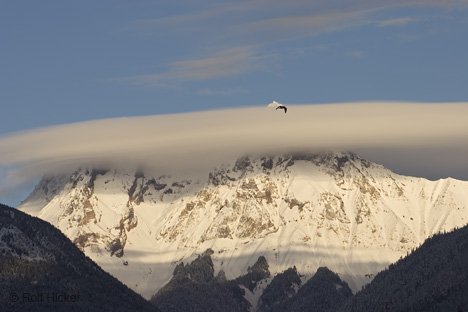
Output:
(2, 102), (468, 191)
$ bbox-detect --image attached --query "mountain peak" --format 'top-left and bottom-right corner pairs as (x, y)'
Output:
(18, 152), (468, 299)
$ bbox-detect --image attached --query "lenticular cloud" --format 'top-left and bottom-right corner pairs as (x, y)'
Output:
(1, 102), (468, 184)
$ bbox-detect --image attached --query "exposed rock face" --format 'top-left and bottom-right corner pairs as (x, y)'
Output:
(18, 152), (468, 300)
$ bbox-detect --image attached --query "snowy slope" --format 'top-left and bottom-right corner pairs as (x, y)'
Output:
(19, 152), (468, 299)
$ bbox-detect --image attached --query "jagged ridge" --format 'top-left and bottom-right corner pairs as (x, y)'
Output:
(18, 152), (468, 301)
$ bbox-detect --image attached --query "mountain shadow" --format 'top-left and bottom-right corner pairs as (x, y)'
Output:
(0, 203), (159, 312)
(257, 266), (301, 311)
(259, 266), (352, 312)
(150, 248), (355, 312)
(340, 224), (468, 312)
(151, 249), (271, 312)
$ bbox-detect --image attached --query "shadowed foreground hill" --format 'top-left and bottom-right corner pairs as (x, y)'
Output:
(150, 249), (269, 312)
(340, 224), (468, 312)
(258, 266), (352, 312)
(0, 203), (159, 312)
(151, 249), (354, 312)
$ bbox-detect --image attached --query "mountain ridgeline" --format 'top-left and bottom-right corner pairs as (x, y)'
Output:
(151, 221), (468, 311)
(339, 224), (468, 312)
(17, 152), (468, 310)
(150, 248), (353, 312)
(0, 203), (159, 312)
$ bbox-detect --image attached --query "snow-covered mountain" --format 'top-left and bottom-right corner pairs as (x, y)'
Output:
(18, 152), (468, 301)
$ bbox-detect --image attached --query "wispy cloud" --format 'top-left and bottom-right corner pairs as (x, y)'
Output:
(378, 17), (417, 27)
(227, 10), (370, 44)
(197, 88), (249, 96)
(128, 0), (464, 42)
(130, 1), (375, 44)
(119, 1), (468, 87)
(119, 47), (268, 87)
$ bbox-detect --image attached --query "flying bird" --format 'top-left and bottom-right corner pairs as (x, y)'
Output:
(267, 101), (287, 113)
(276, 105), (287, 113)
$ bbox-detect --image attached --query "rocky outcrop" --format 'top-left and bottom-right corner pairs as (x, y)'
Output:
(263, 267), (352, 312)
(257, 267), (302, 312)
(151, 249), (251, 312)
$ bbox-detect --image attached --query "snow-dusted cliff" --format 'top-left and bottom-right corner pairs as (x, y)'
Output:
(18, 152), (468, 299)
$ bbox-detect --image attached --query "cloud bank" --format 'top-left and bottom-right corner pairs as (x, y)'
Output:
(1, 102), (468, 197)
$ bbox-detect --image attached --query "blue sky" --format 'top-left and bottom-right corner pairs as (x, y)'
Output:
(1, 0), (468, 135)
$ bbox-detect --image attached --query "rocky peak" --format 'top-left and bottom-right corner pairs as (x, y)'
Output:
(264, 266), (353, 312)
(234, 156), (253, 173)
(19, 174), (68, 211)
(286, 151), (371, 172)
(173, 248), (215, 283)
(257, 267), (302, 312)
(236, 256), (271, 291)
